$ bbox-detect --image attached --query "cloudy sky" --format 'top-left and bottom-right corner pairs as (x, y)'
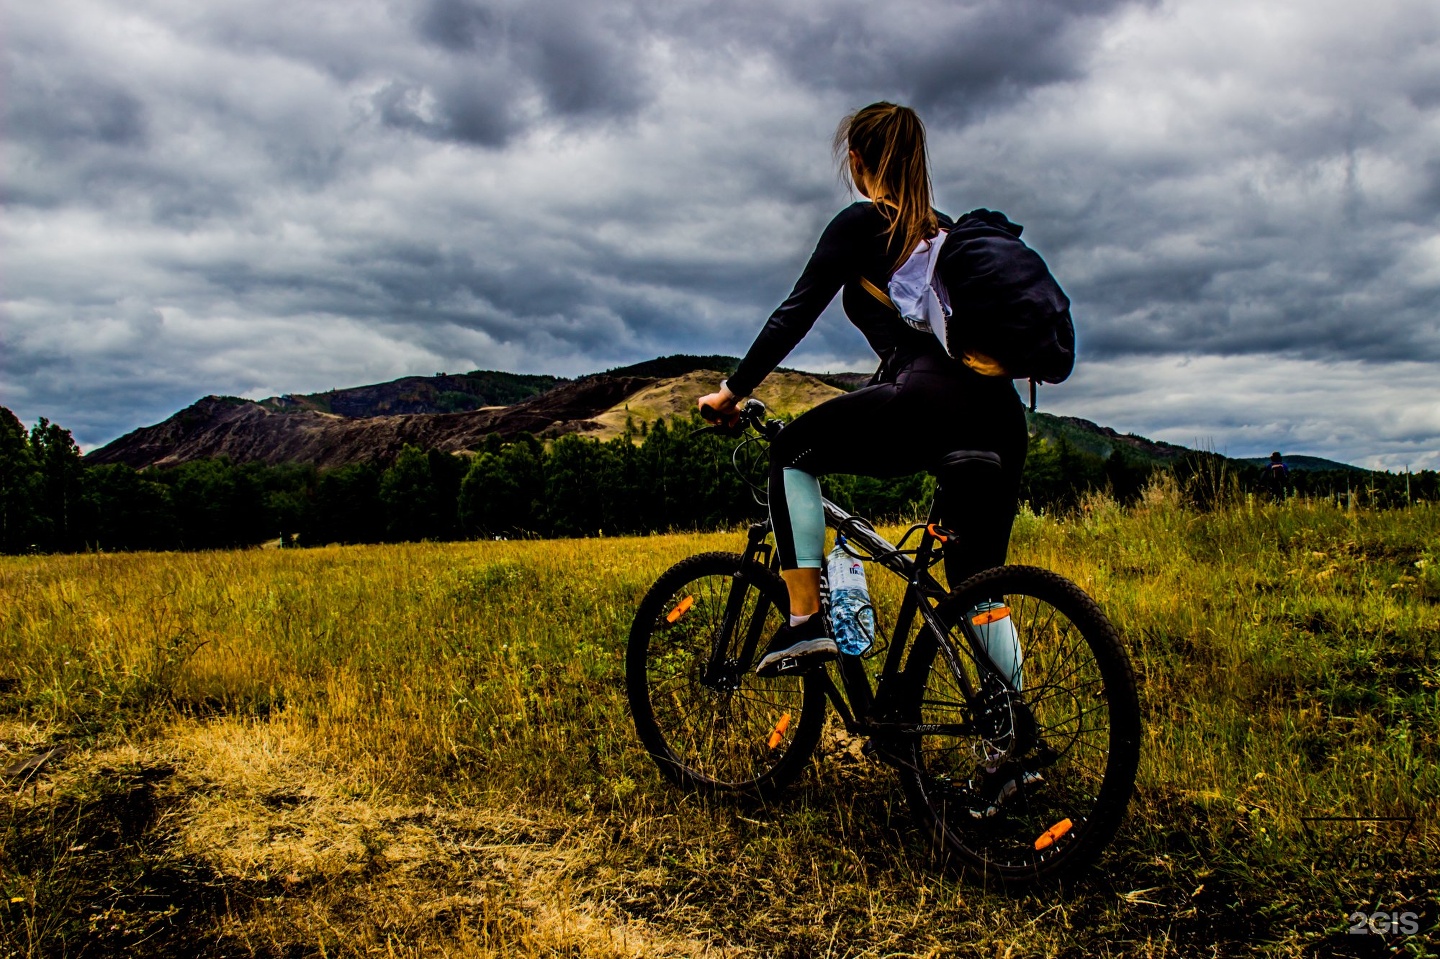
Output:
(4, 0), (1439, 468)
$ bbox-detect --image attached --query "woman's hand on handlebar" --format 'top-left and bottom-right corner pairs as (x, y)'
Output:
(697, 382), (743, 427)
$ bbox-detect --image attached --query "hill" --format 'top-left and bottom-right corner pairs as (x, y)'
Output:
(1239, 454), (1365, 472)
(84, 353), (1351, 475)
(86, 355), (852, 469)
(1027, 412), (1193, 464)
(86, 375), (652, 470)
(256, 369), (564, 417)
(584, 370), (845, 441)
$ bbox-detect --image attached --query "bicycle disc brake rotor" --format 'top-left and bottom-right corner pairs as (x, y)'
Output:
(701, 657), (745, 692)
(969, 681), (1036, 767)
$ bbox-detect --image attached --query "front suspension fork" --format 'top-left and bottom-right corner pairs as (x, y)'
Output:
(702, 523), (776, 686)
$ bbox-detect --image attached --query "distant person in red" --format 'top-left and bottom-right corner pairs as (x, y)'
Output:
(1266, 451), (1290, 499)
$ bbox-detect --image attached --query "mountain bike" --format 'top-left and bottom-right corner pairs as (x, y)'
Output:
(625, 399), (1141, 884)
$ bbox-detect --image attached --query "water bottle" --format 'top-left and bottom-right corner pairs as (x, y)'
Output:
(969, 600), (1023, 690)
(826, 536), (875, 656)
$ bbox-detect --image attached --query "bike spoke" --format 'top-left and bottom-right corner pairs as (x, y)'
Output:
(633, 558), (813, 790)
(893, 567), (1138, 882)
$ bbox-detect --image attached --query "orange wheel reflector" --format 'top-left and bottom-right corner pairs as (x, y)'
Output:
(971, 605), (1012, 627)
(767, 712), (792, 750)
(1034, 818), (1073, 851)
(666, 595), (695, 623)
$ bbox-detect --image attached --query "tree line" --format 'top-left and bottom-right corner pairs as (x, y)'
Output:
(2, 405), (1435, 554)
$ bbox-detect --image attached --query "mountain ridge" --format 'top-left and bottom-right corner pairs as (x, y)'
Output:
(85, 354), (1364, 473)
(257, 370), (565, 417)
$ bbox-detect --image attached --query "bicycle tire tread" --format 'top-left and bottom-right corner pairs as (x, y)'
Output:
(626, 552), (826, 800)
(899, 564), (1141, 885)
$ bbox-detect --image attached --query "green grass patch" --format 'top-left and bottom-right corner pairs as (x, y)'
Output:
(1, 499), (1437, 956)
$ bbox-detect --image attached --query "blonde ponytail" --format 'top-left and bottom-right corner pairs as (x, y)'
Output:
(834, 102), (939, 271)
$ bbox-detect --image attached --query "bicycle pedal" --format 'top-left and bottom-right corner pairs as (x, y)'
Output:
(763, 657), (822, 677)
(753, 643), (836, 677)
(966, 766), (1044, 820)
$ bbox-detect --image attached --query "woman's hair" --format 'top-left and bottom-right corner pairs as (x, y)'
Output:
(835, 102), (939, 269)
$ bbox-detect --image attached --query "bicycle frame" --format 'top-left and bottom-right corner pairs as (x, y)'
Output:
(701, 398), (1011, 748)
(728, 495), (990, 743)
(658, 402), (1137, 879)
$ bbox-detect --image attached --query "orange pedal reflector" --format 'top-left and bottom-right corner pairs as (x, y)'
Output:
(767, 713), (792, 750)
(1034, 818), (1073, 851)
(972, 605), (1012, 626)
(666, 596), (694, 623)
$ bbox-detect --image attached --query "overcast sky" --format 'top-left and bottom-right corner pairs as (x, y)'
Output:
(4, 0), (1439, 468)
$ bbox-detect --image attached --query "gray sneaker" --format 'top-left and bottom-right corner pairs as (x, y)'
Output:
(754, 617), (838, 677)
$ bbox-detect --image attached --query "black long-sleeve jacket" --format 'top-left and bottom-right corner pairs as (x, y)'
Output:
(726, 202), (953, 398)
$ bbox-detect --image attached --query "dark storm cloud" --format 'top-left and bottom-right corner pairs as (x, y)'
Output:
(391, 0), (1135, 145)
(7, 76), (148, 150)
(1056, 189), (1440, 364)
(388, 0), (653, 144)
(423, 0), (647, 117)
(2, 0), (1438, 467)
(701, 0), (1139, 121)
(937, 3), (1440, 371)
(445, 0), (1140, 123)
(417, 0), (500, 52)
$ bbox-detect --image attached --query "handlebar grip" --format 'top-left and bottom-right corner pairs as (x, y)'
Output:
(699, 402), (744, 438)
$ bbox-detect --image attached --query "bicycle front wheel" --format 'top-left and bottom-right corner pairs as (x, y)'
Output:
(626, 552), (825, 799)
(895, 565), (1141, 884)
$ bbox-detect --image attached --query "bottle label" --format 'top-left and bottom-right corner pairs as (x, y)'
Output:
(827, 544), (874, 656)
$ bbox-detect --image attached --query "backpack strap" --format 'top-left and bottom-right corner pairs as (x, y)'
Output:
(858, 274), (1013, 380)
(859, 275), (896, 311)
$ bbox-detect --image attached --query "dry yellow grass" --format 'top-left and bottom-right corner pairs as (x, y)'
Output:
(584, 372), (845, 441)
(1, 493), (1437, 956)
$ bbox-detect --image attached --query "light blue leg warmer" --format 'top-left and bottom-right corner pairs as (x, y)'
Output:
(781, 467), (825, 569)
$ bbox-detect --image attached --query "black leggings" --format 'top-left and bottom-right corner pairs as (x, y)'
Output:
(768, 349), (1028, 587)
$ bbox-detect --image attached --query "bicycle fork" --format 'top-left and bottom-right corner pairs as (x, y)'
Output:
(701, 523), (776, 690)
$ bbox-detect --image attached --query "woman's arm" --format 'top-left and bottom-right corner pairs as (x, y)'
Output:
(723, 207), (858, 398)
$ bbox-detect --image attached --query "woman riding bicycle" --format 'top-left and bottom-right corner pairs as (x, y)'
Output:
(698, 102), (1028, 677)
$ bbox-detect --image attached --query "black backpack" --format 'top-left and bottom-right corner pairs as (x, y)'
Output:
(935, 209), (1075, 385)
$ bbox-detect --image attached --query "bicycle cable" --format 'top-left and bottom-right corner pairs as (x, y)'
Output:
(834, 517), (946, 571)
(733, 433), (769, 507)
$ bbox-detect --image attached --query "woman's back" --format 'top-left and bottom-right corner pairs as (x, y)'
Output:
(727, 201), (952, 398)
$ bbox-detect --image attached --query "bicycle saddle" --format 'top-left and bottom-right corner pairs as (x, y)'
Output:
(933, 449), (1002, 490)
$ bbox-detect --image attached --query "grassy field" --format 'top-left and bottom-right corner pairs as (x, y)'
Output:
(1, 484), (1437, 957)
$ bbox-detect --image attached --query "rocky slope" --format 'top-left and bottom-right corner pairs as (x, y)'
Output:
(87, 354), (1295, 472)
(87, 375), (654, 470)
(258, 370), (564, 417)
(86, 355), (857, 470)
(583, 371), (845, 441)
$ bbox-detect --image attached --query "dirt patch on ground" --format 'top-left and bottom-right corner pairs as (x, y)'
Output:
(1, 719), (743, 958)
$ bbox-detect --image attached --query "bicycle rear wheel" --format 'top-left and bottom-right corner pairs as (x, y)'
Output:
(895, 565), (1141, 884)
(627, 552), (825, 799)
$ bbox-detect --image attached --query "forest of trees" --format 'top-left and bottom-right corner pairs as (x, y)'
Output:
(1, 405), (1435, 555)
